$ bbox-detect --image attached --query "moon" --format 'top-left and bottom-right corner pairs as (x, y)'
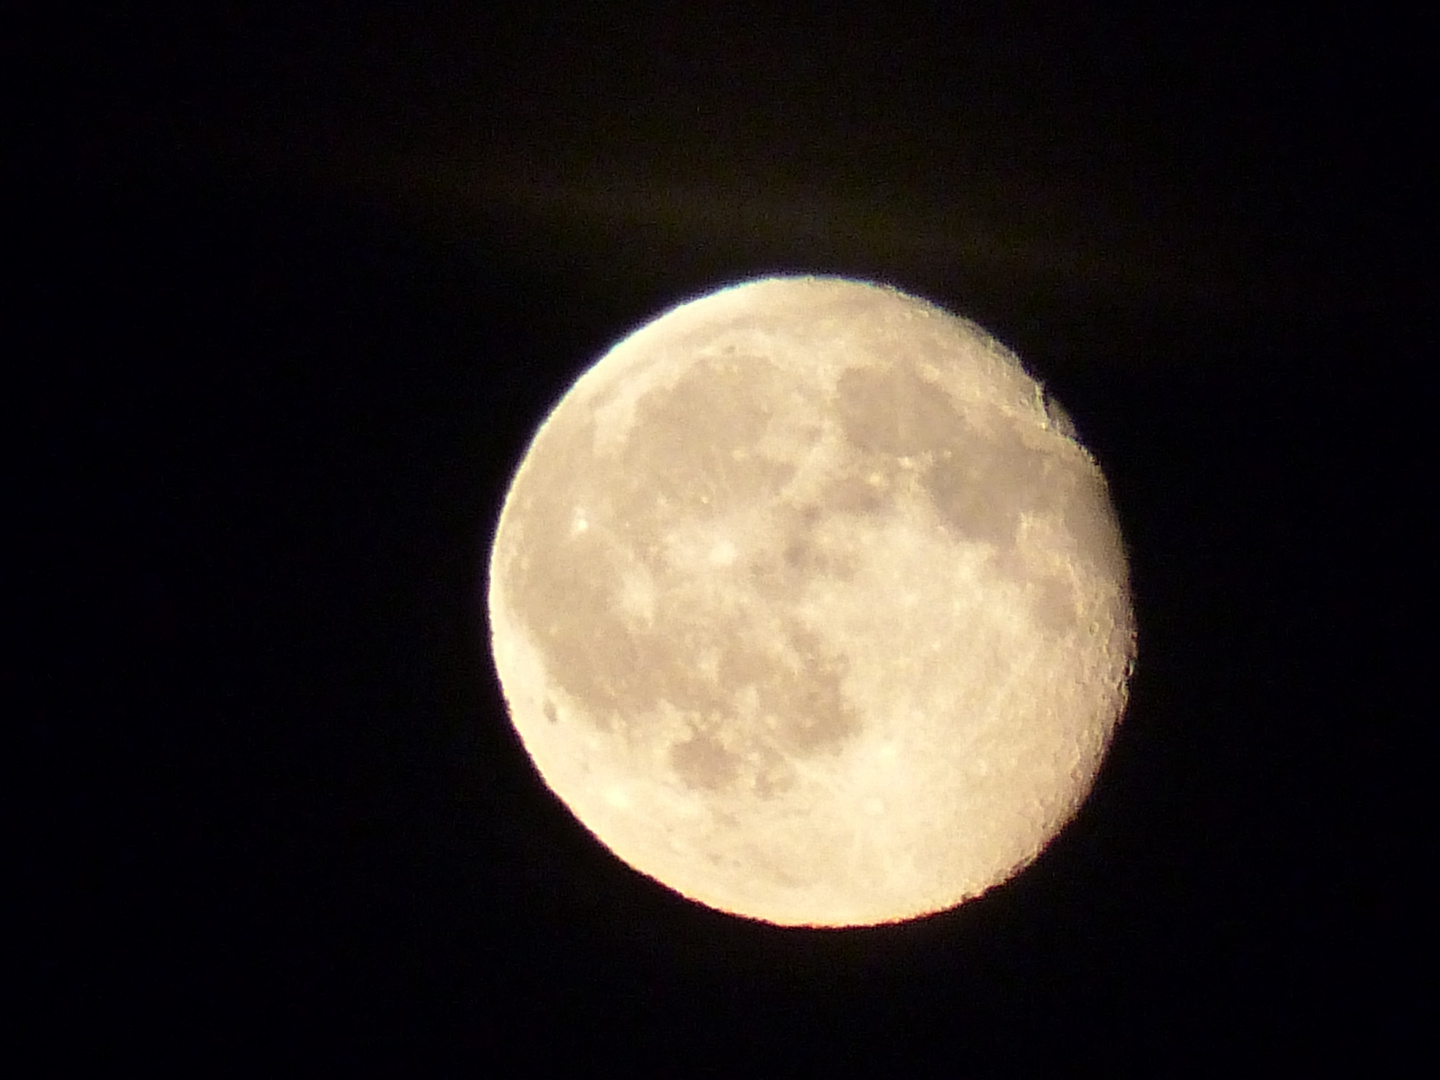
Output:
(486, 276), (1135, 927)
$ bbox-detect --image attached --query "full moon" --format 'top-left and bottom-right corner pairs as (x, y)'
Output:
(487, 276), (1135, 927)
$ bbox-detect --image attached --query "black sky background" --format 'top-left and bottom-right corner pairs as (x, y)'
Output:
(28, 3), (1429, 1069)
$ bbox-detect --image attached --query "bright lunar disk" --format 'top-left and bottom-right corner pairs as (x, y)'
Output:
(487, 276), (1135, 927)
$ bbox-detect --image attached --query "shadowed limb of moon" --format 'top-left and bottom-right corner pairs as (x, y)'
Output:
(488, 276), (1135, 927)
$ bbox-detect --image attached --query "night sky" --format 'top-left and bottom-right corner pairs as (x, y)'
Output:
(30, 4), (1426, 1069)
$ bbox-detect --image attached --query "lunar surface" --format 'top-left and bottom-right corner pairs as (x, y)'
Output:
(487, 276), (1135, 927)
